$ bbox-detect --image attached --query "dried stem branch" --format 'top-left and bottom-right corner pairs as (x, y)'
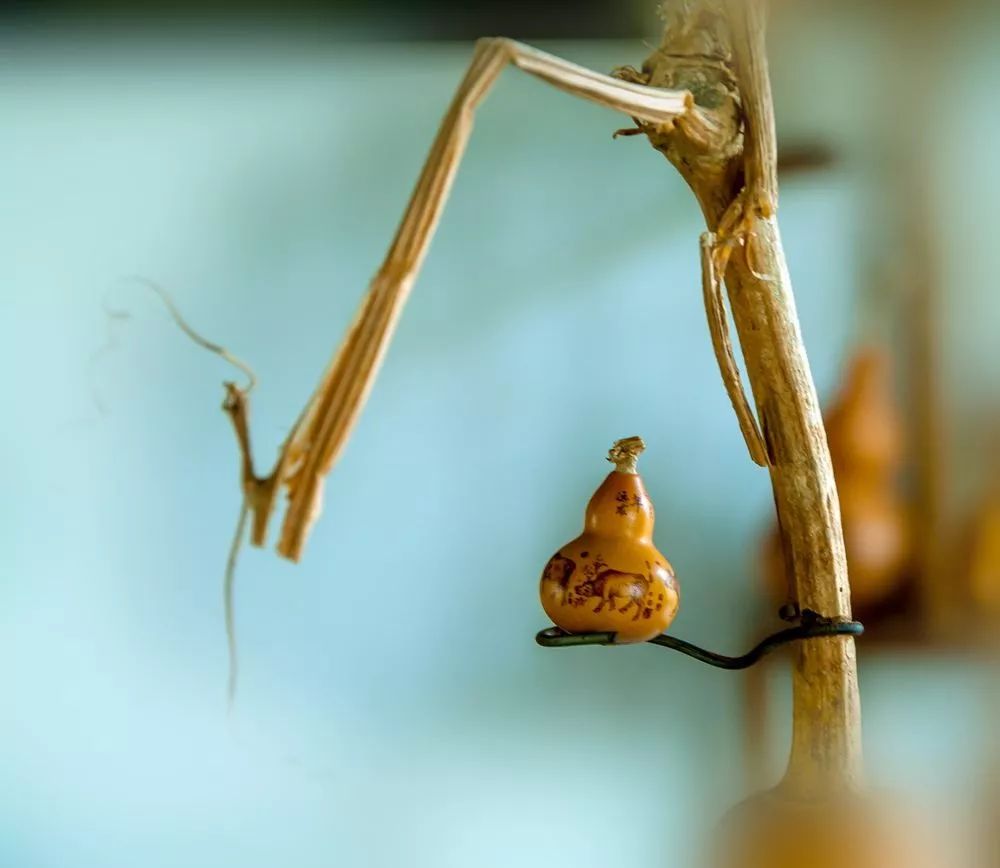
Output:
(728, 1), (779, 218)
(115, 278), (259, 711)
(228, 39), (692, 562)
(700, 232), (768, 467)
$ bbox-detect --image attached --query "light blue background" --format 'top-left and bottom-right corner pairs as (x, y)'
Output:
(2, 23), (997, 868)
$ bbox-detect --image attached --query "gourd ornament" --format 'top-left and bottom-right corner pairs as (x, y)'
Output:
(539, 437), (679, 643)
(964, 475), (1000, 617)
(764, 347), (910, 611)
(712, 790), (938, 868)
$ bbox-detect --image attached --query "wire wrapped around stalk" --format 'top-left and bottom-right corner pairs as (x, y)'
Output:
(536, 610), (864, 671)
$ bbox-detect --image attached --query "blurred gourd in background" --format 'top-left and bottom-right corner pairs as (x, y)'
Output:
(964, 452), (1000, 618)
(762, 345), (911, 614)
(712, 789), (940, 868)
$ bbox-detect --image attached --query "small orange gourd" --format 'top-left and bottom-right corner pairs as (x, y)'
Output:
(539, 436), (679, 643)
(823, 347), (911, 609)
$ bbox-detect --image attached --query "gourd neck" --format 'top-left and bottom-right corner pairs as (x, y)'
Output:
(584, 438), (655, 542)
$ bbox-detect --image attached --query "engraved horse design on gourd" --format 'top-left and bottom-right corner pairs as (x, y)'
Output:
(575, 566), (664, 621)
(542, 551), (666, 621)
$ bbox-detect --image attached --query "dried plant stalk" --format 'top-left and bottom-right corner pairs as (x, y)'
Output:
(226, 2), (861, 793)
(637, 0), (860, 794)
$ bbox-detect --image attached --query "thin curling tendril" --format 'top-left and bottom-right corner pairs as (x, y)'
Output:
(115, 276), (258, 712)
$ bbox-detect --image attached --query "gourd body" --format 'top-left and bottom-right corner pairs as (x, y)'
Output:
(540, 464), (678, 644)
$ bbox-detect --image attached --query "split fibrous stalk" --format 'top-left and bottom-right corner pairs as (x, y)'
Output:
(224, 39), (692, 563)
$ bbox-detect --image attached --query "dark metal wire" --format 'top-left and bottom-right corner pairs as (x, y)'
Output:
(535, 609), (864, 670)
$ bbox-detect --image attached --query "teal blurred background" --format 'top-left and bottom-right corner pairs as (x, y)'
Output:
(2, 8), (999, 867)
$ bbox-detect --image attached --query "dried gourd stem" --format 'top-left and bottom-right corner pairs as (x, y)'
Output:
(728, 1), (778, 218)
(254, 39), (694, 561)
(700, 232), (769, 467)
(119, 279), (260, 711)
(222, 383), (289, 547)
(732, 2), (860, 796)
(225, 499), (250, 712)
(643, 0), (860, 795)
(106, 280), (261, 537)
(607, 436), (646, 473)
(126, 276), (275, 553)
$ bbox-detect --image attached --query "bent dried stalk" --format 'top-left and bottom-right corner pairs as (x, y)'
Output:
(227, 39), (693, 562)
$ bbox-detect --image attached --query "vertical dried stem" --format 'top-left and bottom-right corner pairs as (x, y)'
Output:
(729, 1), (779, 218)
(644, 0), (862, 795)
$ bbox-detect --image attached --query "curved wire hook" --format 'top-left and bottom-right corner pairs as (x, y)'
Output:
(535, 610), (864, 671)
